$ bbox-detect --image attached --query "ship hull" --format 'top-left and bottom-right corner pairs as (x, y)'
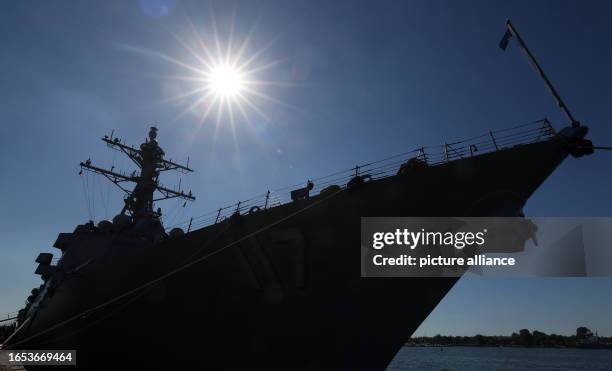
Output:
(6, 138), (570, 370)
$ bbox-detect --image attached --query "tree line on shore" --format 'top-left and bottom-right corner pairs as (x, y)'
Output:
(409, 327), (612, 348)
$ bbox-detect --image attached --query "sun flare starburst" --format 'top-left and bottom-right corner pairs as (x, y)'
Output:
(115, 7), (301, 158)
(128, 10), (297, 143)
(206, 63), (246, 99)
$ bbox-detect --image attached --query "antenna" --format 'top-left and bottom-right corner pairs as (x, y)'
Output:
(80, 127), (195, 222)
(500, 19), (580, 128)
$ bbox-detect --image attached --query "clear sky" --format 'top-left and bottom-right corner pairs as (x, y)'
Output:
(1, 0), (611, 336)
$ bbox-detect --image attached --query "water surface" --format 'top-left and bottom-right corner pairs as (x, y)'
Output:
(387, 346), (612, 370)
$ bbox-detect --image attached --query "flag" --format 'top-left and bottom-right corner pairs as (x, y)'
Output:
(499, 28), (513, 51)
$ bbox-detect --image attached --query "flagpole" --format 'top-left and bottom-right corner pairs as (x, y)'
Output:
(504, 19), (579, 127)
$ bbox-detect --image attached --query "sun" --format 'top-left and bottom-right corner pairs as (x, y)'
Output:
(121, 10), (297, 138)
(206, 63), (246, 98)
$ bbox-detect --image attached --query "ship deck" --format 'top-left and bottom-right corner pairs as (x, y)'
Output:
(168, 118), (557, 232)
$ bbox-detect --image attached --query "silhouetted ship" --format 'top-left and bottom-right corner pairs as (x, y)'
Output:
(1, 21), (599, 370)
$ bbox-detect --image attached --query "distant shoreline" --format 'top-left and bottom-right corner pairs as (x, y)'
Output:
(408, 327), (612, 349)
(404, 343), (612, 349)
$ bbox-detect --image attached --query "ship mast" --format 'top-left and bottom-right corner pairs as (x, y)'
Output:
(79, 127), (195, 223)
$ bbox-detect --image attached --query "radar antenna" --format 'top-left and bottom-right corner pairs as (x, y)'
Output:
(79, 127), (195, 223)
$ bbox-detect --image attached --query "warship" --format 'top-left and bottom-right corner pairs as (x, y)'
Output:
(0, 20), (601, 370)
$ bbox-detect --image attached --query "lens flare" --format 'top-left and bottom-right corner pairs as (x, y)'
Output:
(206, 64), (245, 98)
(117, 7), (299, 153)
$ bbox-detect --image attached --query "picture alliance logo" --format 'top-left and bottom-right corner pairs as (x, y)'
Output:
(372, 228), (488, 250)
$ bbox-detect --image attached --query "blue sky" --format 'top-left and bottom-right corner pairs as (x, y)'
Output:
(1, 0), (611, 336)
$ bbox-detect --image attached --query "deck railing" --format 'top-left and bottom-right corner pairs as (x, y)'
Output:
(0, 311), (18, 324)
(166, 118), (556, 232)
